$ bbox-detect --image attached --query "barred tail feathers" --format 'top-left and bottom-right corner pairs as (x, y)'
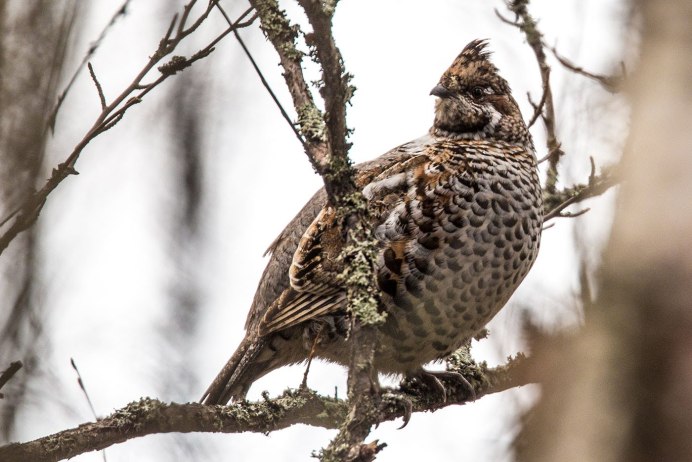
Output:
(201, 337), (266, 405)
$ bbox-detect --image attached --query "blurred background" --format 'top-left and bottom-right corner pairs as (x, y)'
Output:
(0, 0), (631, 460)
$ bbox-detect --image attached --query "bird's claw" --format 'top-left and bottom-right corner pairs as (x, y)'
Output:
(402, 368), (476, 403)
(381, 391), (414, 429)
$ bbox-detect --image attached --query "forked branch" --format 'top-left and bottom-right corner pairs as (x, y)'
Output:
(0, 1), (256, 257)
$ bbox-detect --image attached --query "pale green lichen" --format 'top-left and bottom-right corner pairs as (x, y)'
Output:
(446, 344), (490, 395)
(336, 192), (386, 326)
(322, 0), (339, 18)
(278, 38), (304, 61)
(110, 397), (162, 431)
(342, 72), (356, 105)
(254, 0), (303, 61)
(297, 103), (326, 142)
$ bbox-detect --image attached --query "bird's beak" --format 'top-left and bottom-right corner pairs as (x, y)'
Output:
(430, 84), (453, 99)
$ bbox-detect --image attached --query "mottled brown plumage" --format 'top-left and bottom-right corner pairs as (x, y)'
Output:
(202, 39), (543, 404)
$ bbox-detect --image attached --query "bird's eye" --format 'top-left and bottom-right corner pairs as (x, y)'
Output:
(470, 86), (486, 99)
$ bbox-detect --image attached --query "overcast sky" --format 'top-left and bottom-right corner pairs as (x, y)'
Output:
(11, 0), (629, 460)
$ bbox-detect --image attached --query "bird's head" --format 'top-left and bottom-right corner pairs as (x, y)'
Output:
(430, 39), (531, 148)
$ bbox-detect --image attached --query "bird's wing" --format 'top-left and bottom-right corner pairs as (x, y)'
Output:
(256, 137), (437, 336)
(244, 188), (328, 331)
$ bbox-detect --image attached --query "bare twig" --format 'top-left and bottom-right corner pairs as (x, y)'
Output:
(0, 1), (257, 257)
(546, 43), (623, 93)
(526, 89), (547, 129)
(0, 361), (23, 398)
(0, 357), (534, 462)
(543, 168), (618, 222)
(212, 3), (304, 147)
(233, 27), (306, 148)
(49, 0), (132, 131)
(558, 207), (590, 219)
(87, 62), (107, 109)
(70, 358), (107, 461)
(70, 358), (99, 420)
(494, 9), (520, 27)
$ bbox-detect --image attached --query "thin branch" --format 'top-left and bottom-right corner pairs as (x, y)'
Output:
(0, 361), (23, 398)
(494, 9), (521, 27)
(248, 0), (328, 173)
(503, 0), (564, 194)
(546, 43), (623, 93)
(48, 0), (132, 131)
(177, 0), (196, 36)
(543, 168), (618, 222)
(557, 207), (590, 219)
(0, 357), (534, 462)
(71, 358), (107, 462)
(526, 90), (547, 129)
(298, 0), (353, 188)
(212, 3), (305, 148)
(70, 358), (99, 421)
(234, 27), (306, 147)
(0, 1), (257, 257)
(87, 62), (107, 109)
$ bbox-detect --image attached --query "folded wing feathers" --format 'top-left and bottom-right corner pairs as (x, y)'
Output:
(257, 149), (433, 337)
(259, 289), (344, 335)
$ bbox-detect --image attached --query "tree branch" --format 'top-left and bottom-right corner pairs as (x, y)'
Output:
(501, 0), (564, 193)
(248, 1), (382, 459)
(248, 0), (327, 164)
(543, 167), (618, 222)
(546, 43), (624, 93)
(48, 0), (132, 132)
(298, 0), (354, 196)
(0, 357), (533, 462)
(0, 1), (256, 258)
(0, 361), (23, 398)
(213, 3), (302, 147)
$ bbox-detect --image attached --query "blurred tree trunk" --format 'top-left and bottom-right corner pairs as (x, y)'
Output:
(158, 68), (208, 460)
(0, 0), (81, 439)
(517, 1), (692, 461)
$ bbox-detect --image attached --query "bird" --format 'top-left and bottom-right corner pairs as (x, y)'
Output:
(202, 39), (543, 405)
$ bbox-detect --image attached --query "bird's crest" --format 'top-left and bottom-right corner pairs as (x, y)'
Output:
(455, 39), (493, 65)
(441, 39), (504, 90)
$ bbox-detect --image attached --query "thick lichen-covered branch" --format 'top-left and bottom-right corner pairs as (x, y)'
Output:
(298, 0), (356, 199)
(292, 1), (380, 459)
(248, 0), (330, 168)
(0, 356), (533, 462)
(0, 392), (347, 462)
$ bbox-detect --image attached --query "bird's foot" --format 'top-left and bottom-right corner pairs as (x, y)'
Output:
(401, 368), (476, 403)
